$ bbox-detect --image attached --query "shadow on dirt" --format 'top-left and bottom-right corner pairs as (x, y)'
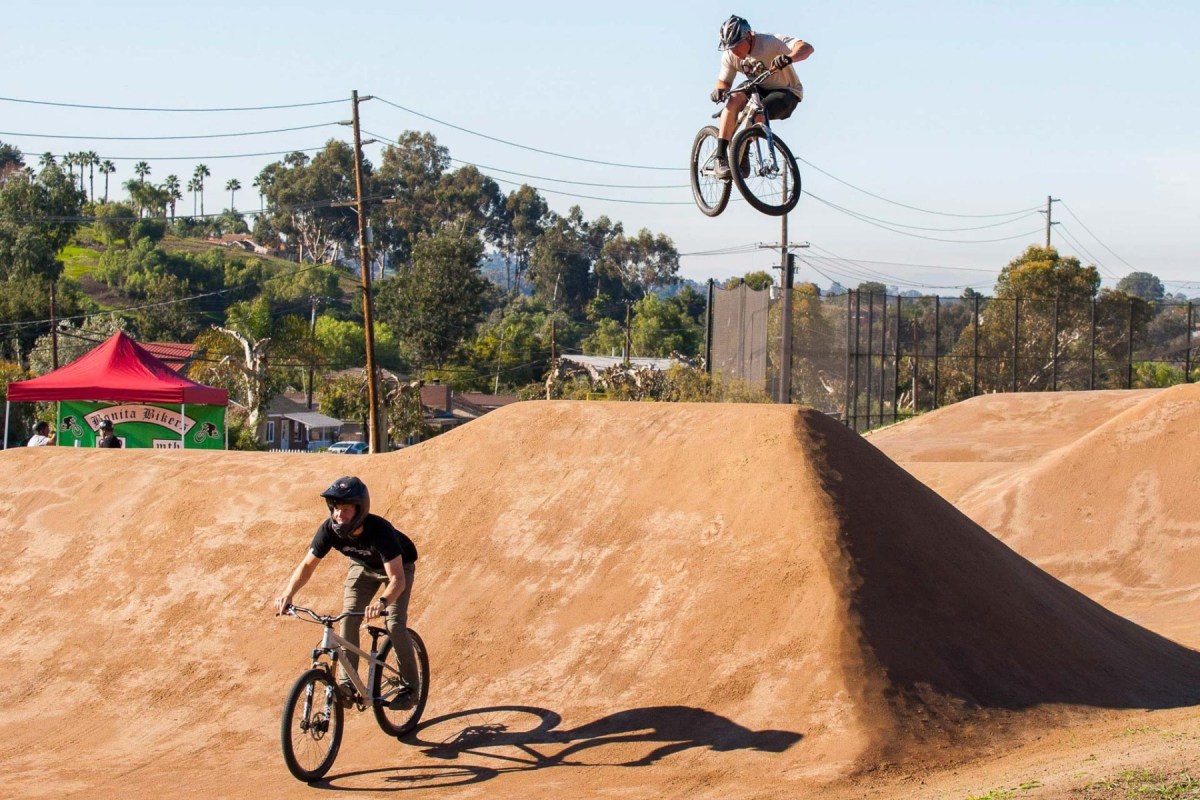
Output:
(317, 704), (803, 791)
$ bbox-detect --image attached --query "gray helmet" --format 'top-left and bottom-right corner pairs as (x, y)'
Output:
(719, 15), (751, 50)
(321, 475), (370, 536)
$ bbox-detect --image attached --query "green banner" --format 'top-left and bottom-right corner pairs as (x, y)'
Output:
(57, 401), (225, 449)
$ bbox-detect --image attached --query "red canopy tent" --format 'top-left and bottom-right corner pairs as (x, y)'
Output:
(5, 331), (228, 448)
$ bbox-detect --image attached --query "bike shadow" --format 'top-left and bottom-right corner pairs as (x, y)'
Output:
(318, 704), (803, 792)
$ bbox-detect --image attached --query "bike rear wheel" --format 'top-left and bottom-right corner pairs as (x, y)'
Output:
(729, 125), (801, 216)
(690, 125), (732, 217)
(281, 668), (344, 782)
(372, 628), (430, 737)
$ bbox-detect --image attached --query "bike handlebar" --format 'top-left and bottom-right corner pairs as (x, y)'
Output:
(285, 604), (365, 625)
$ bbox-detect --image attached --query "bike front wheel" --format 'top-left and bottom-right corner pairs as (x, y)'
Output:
(372, 628), (431, 737)
(729, 125), (801, 216)
(281, 668), (344, 782)
(690, 125), (732, 217)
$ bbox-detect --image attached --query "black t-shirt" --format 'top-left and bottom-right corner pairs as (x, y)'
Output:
(310, 513), (418, 570)
(97, 434), (122, 448)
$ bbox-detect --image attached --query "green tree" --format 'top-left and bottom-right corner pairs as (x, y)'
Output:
(98, 160), (115, 203)
(189, 296), (310, 437)
(724, 271), (774, 290)
(193, 163), (211, 216)
(375, 225), (489, 370)
(163, 174), (181, 222)
(594, 228), (680, 299)
(134, 161), (151, 184)
(499, 184), (550, 295)
(1116, 271), (1165, 303)
(225, 177), (241, 210)
(946, 245), (1106, 397)
(93, 201), (137, 247)
(257, 144), (359, 263)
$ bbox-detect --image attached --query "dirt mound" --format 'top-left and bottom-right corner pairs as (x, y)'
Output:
(1, 401), (1197, 798)
(870, 385), (1200, 645)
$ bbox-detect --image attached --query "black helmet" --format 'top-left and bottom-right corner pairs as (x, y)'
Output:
(321, 476), (370, 536)
(719, 15), (751, 50)
(99, 419), (114, 431)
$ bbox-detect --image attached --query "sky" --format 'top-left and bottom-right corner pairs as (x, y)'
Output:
(4, 0), (1198, 297)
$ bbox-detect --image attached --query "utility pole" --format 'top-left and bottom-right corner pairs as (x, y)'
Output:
(49, 279), (58, 370)
(757, 239), (809, 403)
(348, 90), (382, 453)
(306, 295), (319, 410)
(623, 301), (632, 366)
(1040, 195), (1059, 247)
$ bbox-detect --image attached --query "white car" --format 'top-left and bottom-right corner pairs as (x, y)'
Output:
(326, 441), (368, 454)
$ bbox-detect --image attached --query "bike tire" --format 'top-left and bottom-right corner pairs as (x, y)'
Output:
(690, 125), (732, 217)
(372, 628), (430, 737)
(281, 668), (344, 782)
(729, 125), (801, 216)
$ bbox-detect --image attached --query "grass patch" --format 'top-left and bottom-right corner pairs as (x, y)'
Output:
(965, 780), (1043, 799)
(1075, 769), (1200, 798)
(59, 243), (103, 279)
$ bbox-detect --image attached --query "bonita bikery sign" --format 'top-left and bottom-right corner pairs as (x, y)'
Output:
(58, 401), (224, 449)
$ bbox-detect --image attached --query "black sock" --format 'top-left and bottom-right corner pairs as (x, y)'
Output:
(717, 139), (729, 158)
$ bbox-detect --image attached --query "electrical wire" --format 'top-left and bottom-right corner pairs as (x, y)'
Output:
(1059, 201), (1139, 274)
(374, 97), (684, 172)
(805, 192), (1045, 244)
(0, 122), (339, 141)
(0, 96), (346, 112)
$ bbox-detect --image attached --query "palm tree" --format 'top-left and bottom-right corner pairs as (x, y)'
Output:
(187, 177), (200, 217)
(124, 178), (146, 217)
(99, 160), (116, 203)
(225, 178), (242, 210)
(193, 163), (211, 216)
(163, 174), (181, 222)
(38, 152), (57, 169)
(134, 161), (151, 184)
(84, 151), (99, 202)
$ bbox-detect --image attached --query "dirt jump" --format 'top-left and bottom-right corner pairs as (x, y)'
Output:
(2, 392), (1198, 798)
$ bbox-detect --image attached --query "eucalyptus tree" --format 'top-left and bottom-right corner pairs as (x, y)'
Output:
(98, 160), (115, 202)
(193, 163), (210, 215)
(256, 143), (359, 263)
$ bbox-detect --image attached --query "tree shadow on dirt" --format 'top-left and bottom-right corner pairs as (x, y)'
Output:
(316, 704), (803, 792)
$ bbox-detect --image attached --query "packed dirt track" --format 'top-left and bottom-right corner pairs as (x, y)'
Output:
(2, 392), (1199, 799)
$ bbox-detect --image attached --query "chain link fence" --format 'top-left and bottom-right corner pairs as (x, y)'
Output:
(709, 286), (1197, 431)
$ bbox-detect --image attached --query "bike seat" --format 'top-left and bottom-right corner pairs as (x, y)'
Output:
(366, 625), (388, 638)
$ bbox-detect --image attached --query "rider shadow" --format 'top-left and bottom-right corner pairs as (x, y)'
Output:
(319, 705), (802, 792)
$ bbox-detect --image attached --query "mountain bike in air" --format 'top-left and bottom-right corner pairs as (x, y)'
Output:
(690, 62), (802, 218)
(279, 604), (430, 782)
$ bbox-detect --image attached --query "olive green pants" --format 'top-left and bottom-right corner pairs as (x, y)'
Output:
(339, 560), (420, 689)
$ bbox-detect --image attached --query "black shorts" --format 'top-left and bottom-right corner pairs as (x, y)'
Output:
(761, 89), (800, 122)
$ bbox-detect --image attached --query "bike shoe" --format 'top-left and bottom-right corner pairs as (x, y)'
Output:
(713, 156), (732, 182)
(388, 686), (415, 711)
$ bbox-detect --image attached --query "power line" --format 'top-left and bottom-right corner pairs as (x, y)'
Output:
(0, 96), (346, 112)
(805, 192), (1045, 244)
(47, 147), (329, 162)
(1058, 201), (1139, 274)
(0, 122), (339, 141)
(794, 155), (1042, 219)
(373, 97), (684, 172)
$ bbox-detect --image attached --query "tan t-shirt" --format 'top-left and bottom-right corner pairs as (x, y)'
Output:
(718, 32), (805, 101)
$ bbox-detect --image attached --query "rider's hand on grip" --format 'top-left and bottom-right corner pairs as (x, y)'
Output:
(710, 87), (727, 104)
(772, 54), (793, 70)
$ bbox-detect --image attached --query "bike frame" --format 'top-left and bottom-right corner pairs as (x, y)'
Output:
(293, 606), (401, 704)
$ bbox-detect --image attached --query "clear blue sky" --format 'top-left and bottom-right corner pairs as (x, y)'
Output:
(5, 0), (1198, 296)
